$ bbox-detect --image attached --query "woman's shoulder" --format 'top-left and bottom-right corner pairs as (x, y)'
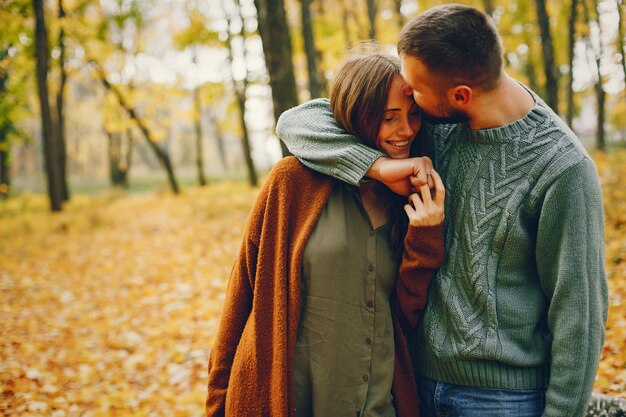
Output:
(266, 156), (330, 188)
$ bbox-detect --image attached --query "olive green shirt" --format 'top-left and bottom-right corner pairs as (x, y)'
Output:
(294, 182), (398, 417)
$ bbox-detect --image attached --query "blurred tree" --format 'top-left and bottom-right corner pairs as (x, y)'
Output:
(33, 0), (63, 211)
(366, 0), (378, 40)
(393, 0), (405, 31)
(208, 107), (229, 171)
(0, 0), (33, 200)
(341, 0), (353, 48)
(617, 0), (625, 95)
(192, 64), (206, 186)
(0, 47), (10, 200)
(566, 0), (579, 129)
(99, 0), (143, 189)
(95, 64), (180, 193)
(172, 8), (221, 186)
(102, 94), (133, 188)
(222, 0), (258, 186)
(582, 0), (606, 150)
(482, 0), (495, 16)
(254, 0), (298, 156)
(55, 0), (69, 201)
(301, 0), (324, 97)
(535, 0), (559, 112)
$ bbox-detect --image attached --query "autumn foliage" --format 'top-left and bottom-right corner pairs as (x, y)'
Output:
(1, 151), (625, 416)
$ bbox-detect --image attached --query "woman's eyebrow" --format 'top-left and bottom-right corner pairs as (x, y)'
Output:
(384, 108), (401, 112)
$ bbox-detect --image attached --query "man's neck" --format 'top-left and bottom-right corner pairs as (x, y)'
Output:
(467, 73), (536, 130)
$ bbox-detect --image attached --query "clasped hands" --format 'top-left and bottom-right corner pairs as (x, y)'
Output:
(367, 156), (445, 226)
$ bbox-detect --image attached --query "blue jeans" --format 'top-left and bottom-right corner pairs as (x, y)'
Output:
(416, 375), (546, 417)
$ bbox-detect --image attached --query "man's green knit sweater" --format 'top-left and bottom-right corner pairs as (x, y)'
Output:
(276, 97), (608, 417)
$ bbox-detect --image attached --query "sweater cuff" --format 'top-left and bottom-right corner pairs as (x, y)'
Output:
(405, 223), (444, 244)
(334, 148), (385, 186)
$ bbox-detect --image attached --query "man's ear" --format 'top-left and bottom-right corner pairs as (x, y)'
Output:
(447, 85), (472, 107)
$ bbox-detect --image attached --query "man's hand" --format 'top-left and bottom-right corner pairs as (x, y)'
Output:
(366, 156), (434, 196)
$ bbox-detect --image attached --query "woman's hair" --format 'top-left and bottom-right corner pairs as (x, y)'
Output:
(329, 53), (401, 149)
(329, 52), (413, 258)
(397, 4), (502, 91)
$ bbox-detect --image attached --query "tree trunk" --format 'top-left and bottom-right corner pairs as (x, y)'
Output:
(0, 129), (9, 200)
(253, 0), (298, 157)
(224, 0), (258, 186)
(33, 0), (63, 211)
(96, 66), (180, 193)
(106, 128), (122, 186)
(393, 0), (404, 31)
(341, 0), (352, 48)
(301, 0), (323, 98)
(482, 0), (494, 16)
(595, 81), (605, 150)
(57, 0), (69, 201)
(121, 128), (133, 188)
(523, 38), (541, 95)
(366, 0), (377, 40)
(193, 83), (207, 186)
(235, 90), (258, 186)
(0, 48), (10, 199)
(208, 110), (228, 172)
(566, 0), (579, 129)
(617, 0), (626, 94)
(534, 0), (559, 112)
(583, 0), (606, 150)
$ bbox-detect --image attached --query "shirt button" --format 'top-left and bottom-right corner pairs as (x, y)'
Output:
(365, 337), (372, 345)
(367, 264), (374, 272)
(366, 300), (374, 309)
(369, 229), (374, 236)
(362, 374), (369, 382)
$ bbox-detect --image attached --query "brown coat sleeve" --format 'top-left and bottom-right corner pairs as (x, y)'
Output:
(205, 233), (258, 416)
(395, 224), (444, 329)
(390, 223), (444, 417)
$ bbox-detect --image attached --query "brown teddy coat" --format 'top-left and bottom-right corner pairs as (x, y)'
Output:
(206, 157), (444, 417)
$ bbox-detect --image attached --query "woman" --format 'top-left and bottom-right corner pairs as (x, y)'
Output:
(206, 53), (445, 417)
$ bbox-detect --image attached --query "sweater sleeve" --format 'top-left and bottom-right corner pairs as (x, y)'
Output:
(394, 223), (445, 329)
(205, 234), (258, 417)
(276, 98), (385, 186)
(535, 157), (608, 417)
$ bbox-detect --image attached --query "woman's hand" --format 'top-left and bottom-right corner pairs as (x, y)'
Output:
(404, 169), (445, 227)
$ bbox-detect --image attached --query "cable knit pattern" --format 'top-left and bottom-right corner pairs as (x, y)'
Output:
(276, 93), (608, 417)
(424, 105), (581, 363)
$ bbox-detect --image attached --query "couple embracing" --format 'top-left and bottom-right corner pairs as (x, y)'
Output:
(206, 4), (608, 417)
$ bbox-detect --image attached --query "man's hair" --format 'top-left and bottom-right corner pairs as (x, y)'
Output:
(329, 52), (401, 148)
(397, 4), (503, 91)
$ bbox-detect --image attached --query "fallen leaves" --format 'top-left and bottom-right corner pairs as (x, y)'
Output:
(1, 182), (258, 416)
(1, 150), (625, 416)
(594, 150), (626, 398)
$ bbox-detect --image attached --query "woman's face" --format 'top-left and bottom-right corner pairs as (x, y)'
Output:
(377, 76), (421, 159)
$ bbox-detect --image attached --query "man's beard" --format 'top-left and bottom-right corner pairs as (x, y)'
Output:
(421, 99), (471, 125)
(421, 108), (470, 125)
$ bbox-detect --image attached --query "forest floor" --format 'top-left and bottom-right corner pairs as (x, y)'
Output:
(1, 150), (625, 416)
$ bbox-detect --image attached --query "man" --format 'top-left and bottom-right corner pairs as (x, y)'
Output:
(276, 4), (608, 417)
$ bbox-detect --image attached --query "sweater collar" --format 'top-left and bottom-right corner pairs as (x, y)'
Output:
(464, 102), (550, 144)
(460, 86), (552, 144)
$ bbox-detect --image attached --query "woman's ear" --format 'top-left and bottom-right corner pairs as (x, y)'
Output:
(447, 85), (472, 108)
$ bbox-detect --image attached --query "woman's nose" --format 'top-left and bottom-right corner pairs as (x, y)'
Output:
(398, 118), (416, 137)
